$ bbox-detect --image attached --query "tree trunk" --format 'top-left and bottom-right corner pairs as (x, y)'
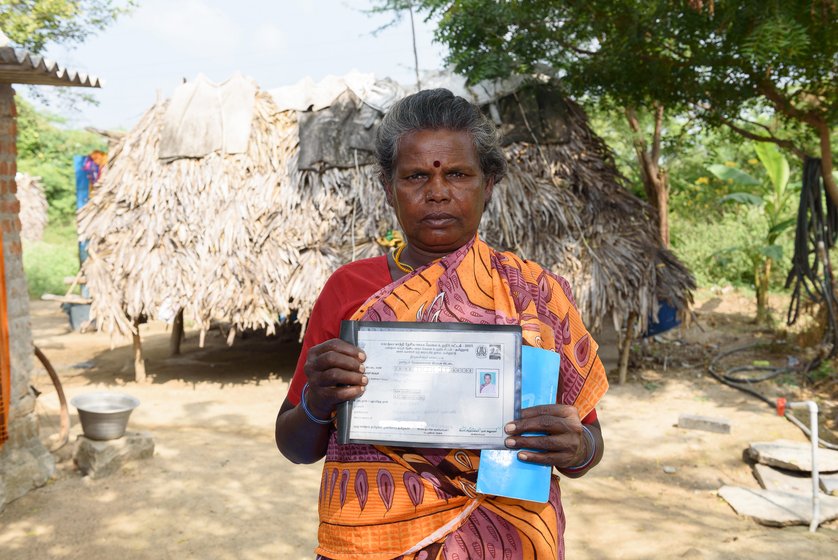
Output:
(755, 257), (773, 325)
(654, 170), (670, 248)
(626, 104), (670, 247)
(817, 121), (838, 209)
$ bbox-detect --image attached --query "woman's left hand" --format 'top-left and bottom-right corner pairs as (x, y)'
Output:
(503, 404), (602, 474)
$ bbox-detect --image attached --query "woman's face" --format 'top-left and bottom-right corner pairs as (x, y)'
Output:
(385, 129), (493, 258)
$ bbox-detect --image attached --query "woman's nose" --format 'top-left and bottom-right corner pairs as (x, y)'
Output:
(424, 174), (451, 202)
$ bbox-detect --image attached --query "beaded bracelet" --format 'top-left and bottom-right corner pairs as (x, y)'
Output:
(301, 383), (333, 425)
(563, 424), (596, 472)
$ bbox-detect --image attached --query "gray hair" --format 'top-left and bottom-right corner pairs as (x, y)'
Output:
(374, 88), (507, 186)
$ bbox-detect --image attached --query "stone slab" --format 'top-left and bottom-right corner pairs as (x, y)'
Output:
(753, 463), (818, 495)
(821, 473), (838, 496)
(677, 414), (731, 434)
(73, 431), (154, 479)
(746, 440), (838, 473)
(718, 485), (838, 527)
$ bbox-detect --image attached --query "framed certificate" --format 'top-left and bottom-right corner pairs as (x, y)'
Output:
(337, 321), (522, 448)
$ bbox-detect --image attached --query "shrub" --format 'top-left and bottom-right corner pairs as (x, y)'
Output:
(670, 208), (794, 289)
(22, 221), (80, 298)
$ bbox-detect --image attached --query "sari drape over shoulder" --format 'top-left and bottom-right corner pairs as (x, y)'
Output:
(316, 236), (607, 560)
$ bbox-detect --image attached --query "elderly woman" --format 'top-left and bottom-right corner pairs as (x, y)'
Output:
(276, 88), (607, 560)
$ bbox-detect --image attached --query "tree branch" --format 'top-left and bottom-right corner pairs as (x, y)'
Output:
(755, 75), (823, 127)
(732, 115), (783, 137)
(625, 106), (641, 134)
(651, 103), (664, 164)
(724, 120), (806, 159)
(555, 36), (597, 56)
(815, 119), (838, 209)
(625, 106), (659, 202)
(658, 42), (690, 63)
(748, 76), (836, 203)
(698, 105), (807, 159)
(625, 106), (652, 172)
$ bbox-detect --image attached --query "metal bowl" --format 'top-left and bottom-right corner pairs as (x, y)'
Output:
(70, 392), (140, 441)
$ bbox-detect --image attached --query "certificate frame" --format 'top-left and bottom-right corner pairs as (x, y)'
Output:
(338, 321), (522, 449)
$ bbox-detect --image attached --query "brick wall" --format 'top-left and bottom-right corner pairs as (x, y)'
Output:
(0, 84), (54, 511)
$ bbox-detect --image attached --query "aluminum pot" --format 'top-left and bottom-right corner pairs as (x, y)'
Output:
(70, 392), (140, 441)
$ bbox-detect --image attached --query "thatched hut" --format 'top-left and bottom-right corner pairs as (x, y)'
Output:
(79, 72), (694, 375)
(15, 173), (47, 242)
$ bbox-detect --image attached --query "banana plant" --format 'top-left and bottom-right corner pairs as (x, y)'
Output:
(709, 143), (797, 324)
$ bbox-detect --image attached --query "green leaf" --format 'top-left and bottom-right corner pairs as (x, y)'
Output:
(760, 244), (784, 261)
(768, 217), (796, 237)
(719, 192), (764, 206)
(754, 142), (789, 194)
(709, 164), (761, 186)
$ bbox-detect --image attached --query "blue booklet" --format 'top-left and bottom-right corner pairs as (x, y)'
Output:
(476, 345), (560, 502)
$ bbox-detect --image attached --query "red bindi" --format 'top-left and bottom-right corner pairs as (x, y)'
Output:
(433, 160), (441, 167)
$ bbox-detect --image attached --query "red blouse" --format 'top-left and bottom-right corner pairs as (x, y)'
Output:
(286, 255), (597, 424)
(287, 256), (391, 406)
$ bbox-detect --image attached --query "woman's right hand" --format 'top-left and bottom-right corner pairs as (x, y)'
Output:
(303, 338), (368, 419)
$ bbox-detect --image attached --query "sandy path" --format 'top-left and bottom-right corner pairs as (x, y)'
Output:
(1, 300), (835, 559)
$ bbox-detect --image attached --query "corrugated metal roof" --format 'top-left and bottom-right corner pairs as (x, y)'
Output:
(0, 46), (100, 87)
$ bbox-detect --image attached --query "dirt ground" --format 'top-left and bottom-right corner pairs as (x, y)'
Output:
(1, 291), (837, 559)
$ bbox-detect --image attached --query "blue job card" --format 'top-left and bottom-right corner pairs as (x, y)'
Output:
(476, 345), (560, 502)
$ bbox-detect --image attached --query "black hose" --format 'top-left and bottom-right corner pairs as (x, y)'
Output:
(707, 343), (785, 408)
(785, 157), (838, 363)
(708, 343), (838, 450)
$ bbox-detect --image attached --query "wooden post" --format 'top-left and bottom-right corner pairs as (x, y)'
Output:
(618, 312), (638, 385)
(132, 319), (146, 383)
(170, 309), (184, 355)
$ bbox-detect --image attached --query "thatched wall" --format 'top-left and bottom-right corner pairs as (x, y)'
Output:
(79, 84), (693, 337)
(481, 98), (694, 332)
(80, 92), (299, 334)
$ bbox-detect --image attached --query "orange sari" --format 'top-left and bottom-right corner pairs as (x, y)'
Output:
(316, 236), (607, 560)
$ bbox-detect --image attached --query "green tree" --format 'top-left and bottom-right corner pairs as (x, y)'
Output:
(17, 97), (105, 222)
(386, 1), (837, 245)
(3, 0), (127, 218)
(0, 0), (134, 53)
(710, 144), (797, 323)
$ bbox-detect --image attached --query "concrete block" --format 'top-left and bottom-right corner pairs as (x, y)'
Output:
(677, 414), (731, 434)
(74, 431), (154, 479)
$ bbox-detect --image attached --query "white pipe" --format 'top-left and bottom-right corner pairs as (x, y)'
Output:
(788, 400), (819, 532)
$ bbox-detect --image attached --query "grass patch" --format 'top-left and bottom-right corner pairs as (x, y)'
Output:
(22, 221), (80, 298)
